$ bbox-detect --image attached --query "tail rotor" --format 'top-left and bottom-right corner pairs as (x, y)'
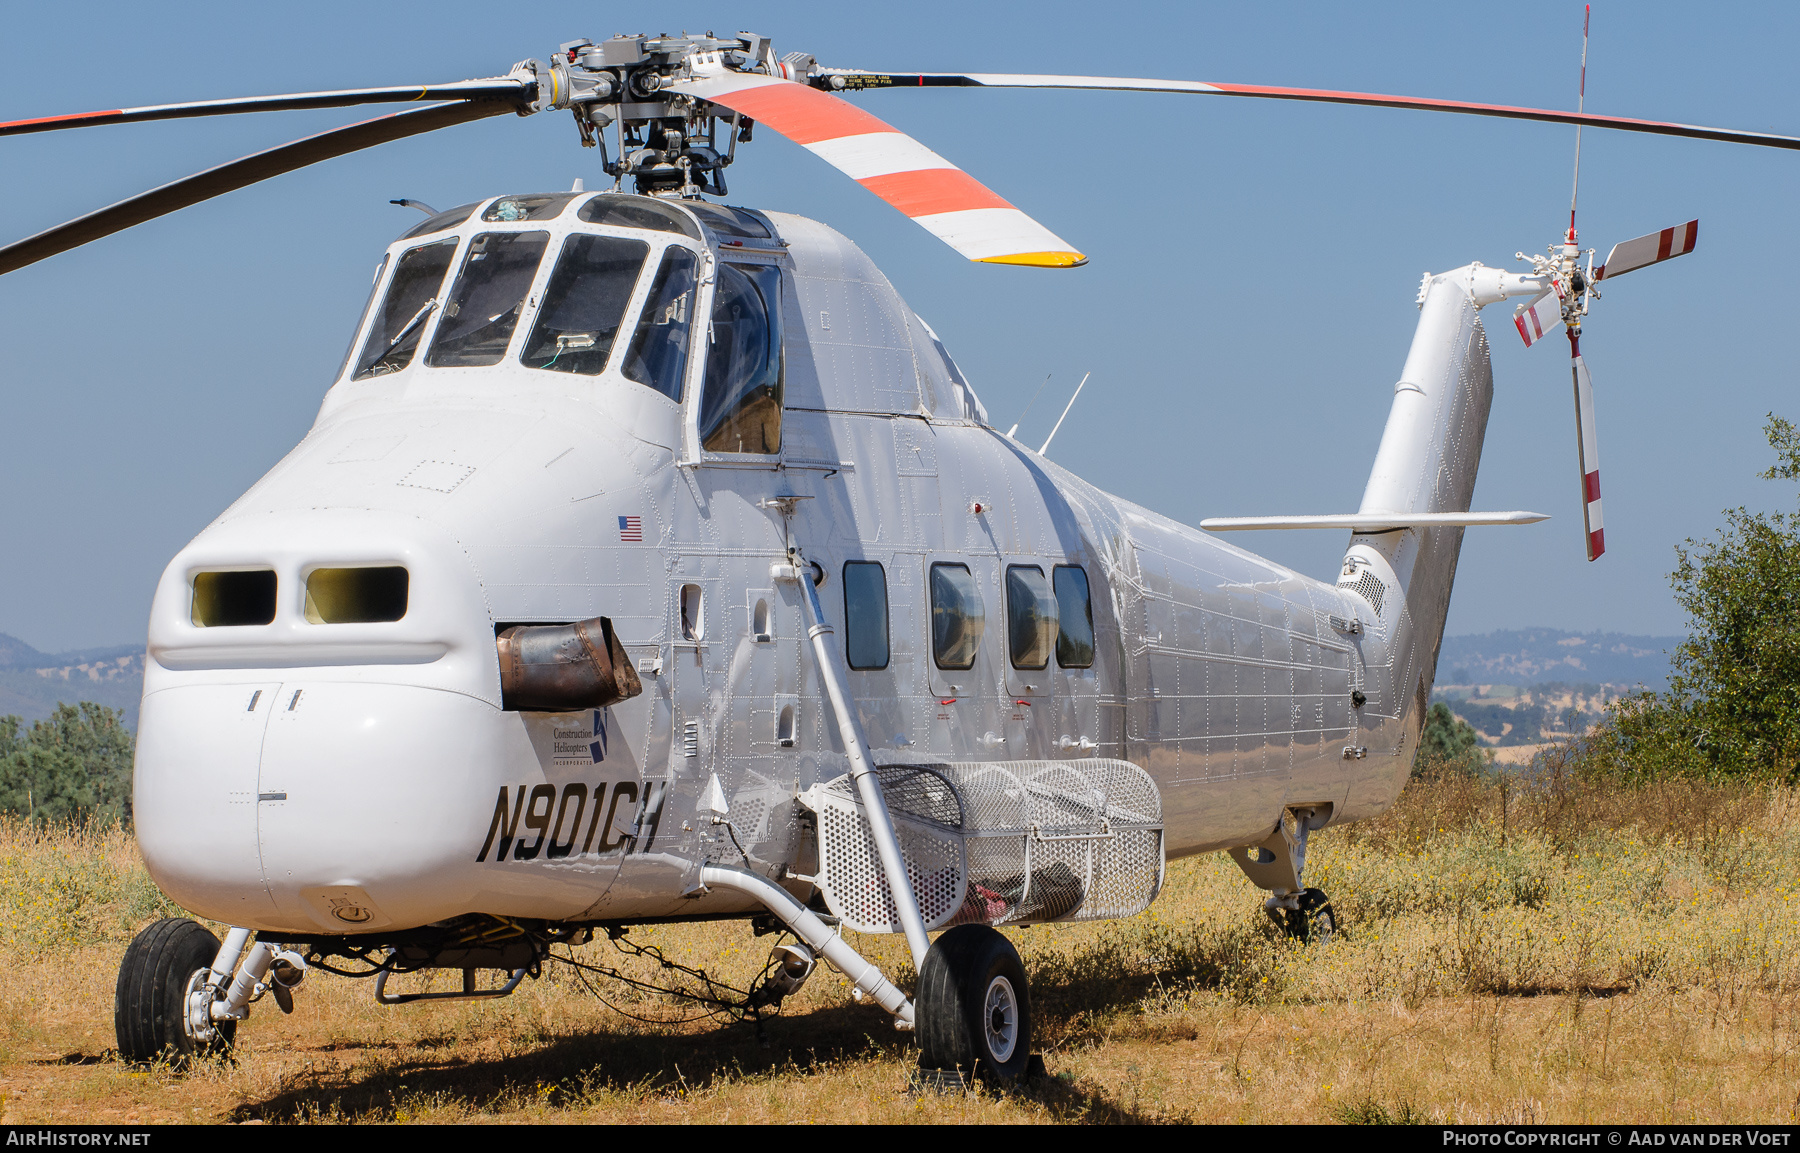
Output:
(1507, 7), (1697, 562)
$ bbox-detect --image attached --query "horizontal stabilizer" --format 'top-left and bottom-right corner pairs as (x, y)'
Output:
(1200, 511), (1549, 532)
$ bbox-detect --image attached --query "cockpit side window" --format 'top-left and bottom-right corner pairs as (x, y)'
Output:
(699, 263), (784, 454)
(621, 246), (698, 401)
(336, 254), (388, 381)
(352, 239), (456, 380)
(427, 231), (550, 368)
(521, 234), (649, 375)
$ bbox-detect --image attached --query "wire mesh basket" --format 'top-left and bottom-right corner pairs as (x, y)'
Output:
(809, 758), (1163, 934)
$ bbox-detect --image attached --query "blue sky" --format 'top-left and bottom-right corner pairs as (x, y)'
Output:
(2, 1), (1796, 651)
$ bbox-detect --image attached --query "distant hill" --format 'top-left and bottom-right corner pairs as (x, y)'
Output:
(0, 633), (144, 729)
(1436, 628), (1683, 692)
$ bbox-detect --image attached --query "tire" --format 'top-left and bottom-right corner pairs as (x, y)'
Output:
(115, 918), (236, 1064)
(1283, 888), (1338, 944)
(915, 925), (1032, 1084)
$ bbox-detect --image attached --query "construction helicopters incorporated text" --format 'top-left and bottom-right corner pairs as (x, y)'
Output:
(0, 25), (1770, 1083)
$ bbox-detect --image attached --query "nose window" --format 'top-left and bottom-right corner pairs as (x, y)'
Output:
(304, 567), (409, 624)
(352, 238), (456, 380)
(428, 231), (550, 368)
(192, 570), (277, 627)
(521, 233), (649, 375)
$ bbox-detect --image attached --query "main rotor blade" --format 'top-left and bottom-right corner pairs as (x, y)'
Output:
(668, 73), (1085, 268)
(0, 99), (514, 276)
(822, 72), (1800, 152)
(0, 78), (529, 138)
(1569, 333), (1605, 562)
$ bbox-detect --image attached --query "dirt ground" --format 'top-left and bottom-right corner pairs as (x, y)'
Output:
(2, 957), (1798, 1124)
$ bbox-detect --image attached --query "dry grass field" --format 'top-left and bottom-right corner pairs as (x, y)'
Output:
(1, 766), (1798, 1124)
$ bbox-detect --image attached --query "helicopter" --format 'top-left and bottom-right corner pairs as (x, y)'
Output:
(3, 22), (1794, 1085)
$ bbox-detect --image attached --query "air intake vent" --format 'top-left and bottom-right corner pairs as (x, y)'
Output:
(683, 720), (701, 758)
(304, 566), (408, 624)
(1347, 571), (1387, 617)
(192, 570), (276, 627)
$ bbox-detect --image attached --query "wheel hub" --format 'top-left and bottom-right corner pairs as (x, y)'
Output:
(983, 976), (1018, 1064)
(183, 968), (220, 1044)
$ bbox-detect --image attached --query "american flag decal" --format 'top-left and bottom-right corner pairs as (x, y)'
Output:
(617, 515), (642, 542)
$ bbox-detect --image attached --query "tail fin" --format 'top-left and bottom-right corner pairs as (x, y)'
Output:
(1339, 268), (1494, 773)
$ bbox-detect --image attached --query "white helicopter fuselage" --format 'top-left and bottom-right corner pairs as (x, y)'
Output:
(134, 192), (1488, 938)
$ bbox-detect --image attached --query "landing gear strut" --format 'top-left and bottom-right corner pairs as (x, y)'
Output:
(1228, 807), (1339, 943)
(115, 918), (307, 1064)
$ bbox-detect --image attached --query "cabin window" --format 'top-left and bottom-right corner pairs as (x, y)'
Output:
(481, 193), (576, 222)
(352, 239), (456, 379)
(577, 195), (703, 239)
(427, 231), (550, 368)
(622, 246), (699, 400)
(400, 201), (481, 239)
(520, 234), (649, 375)
(843, 561), (889, 670)
(930, 563), (985, 671)
(1005, 566), (1058, 671)
(191, 570), (276, 627)
(684, 202), (771, 238)
(304, 567), (408, 624)
(699, 263), (784, 453)
(1054, 564), (1096, 669)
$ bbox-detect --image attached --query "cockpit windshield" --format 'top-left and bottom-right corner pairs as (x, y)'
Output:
(427, 231), (549, 368)
(352, 239), (456, 380)
(521, 234), (648, 376)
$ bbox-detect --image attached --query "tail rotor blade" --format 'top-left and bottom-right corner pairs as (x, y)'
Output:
(1570, 336), (1605, 561)
(1594, 220), (1698, 280)
(669, 72), (1085, 268)
(1514, 287), (1566, 348)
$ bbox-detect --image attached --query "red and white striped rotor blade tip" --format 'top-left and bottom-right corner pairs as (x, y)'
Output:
(669, 73), (1084, 268)
(1595, 220), (1697, 281)
(1571, 350), (1605, 561)
(1514, 288), (1565, 348)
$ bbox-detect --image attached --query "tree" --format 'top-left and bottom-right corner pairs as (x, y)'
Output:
(0, 703), (135, 824)
(1605, 414), (1800, 782)
(1414, 701), (1486, 776)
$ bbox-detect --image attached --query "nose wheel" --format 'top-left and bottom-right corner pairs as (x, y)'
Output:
(115, 918), (236, 1064)
(915, 924), (1034, 1085)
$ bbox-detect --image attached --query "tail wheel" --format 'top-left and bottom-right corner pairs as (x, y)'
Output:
(915, 924), (1032, 1084)
(115, 917), (236, 1064)
(1283, 888), (1338, 944)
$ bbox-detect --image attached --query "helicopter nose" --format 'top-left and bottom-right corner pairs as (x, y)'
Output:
(138, 677), (613, 933)
(134, 508), (563, 932)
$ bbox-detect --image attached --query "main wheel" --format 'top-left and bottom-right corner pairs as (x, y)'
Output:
(115, 918), (236, 1064)
(915, 925), (1032, 1084)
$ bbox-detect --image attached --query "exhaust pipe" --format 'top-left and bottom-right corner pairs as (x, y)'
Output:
(496, 616), (643, 711)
